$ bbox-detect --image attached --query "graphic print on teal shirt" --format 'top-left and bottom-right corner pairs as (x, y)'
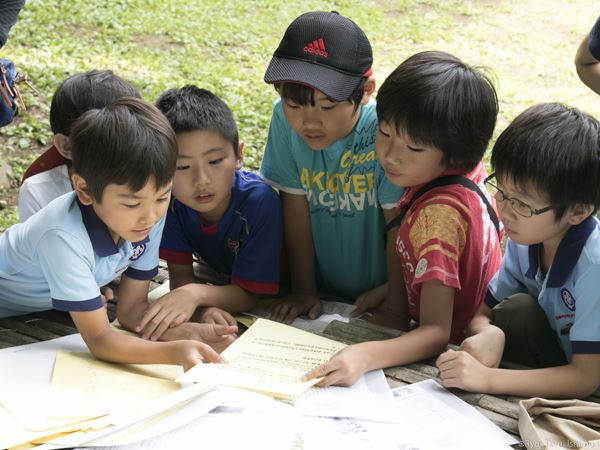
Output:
(260, 99), (404, 300)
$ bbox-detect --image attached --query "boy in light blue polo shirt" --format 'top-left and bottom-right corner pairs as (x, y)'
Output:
(0, 97), (236, 369)
(437, 103), (600, 398)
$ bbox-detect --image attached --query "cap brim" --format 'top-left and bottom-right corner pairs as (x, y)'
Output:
(264, 56), (363, 102)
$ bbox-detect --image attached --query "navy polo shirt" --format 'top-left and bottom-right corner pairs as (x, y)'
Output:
(589, 16), (600, 60)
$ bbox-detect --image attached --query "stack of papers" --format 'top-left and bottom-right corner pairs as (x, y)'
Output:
(0, 317), (519, 449)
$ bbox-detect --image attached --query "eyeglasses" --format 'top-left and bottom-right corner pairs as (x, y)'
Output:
(484, 173), (553, 218)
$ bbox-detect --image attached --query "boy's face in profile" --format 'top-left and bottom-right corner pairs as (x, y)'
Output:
(89, 177), (172, 244)
(375, 121), (445, 188)
(172, 129), (241, 224)
(492, 175), (573, 247)
(281, 88), (363, 150)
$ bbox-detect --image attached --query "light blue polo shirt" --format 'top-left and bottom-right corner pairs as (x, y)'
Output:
(485, 216), (600, 361)
(260, 99), (404, 300)
(0, 192), (163, 318)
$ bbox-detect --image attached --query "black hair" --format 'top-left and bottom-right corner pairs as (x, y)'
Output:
(155, 85), (238, 153)
(376, 51), (498, 172)
(491, 102), (600, 220)
(274, 77), (367, 114)
(50, 69), (140, 135)
(69, 97), (177, 202)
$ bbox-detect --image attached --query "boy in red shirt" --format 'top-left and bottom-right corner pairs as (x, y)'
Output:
(304, 51), (503, 386)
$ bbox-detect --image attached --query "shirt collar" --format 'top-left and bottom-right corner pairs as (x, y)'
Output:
(78, 200), (119, 257)
(526, 216), (598, 287)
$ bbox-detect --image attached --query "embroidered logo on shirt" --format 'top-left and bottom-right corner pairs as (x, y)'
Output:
(560, 288), (576, 311)
(415, 258), (428, 278)
(130, 243), (146, 261)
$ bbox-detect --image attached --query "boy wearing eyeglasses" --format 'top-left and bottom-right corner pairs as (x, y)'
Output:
(437, 102), (600, 398)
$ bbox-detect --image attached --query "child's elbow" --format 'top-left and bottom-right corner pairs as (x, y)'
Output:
(576, 379), (600, 399)
(428, 326), (451, 354)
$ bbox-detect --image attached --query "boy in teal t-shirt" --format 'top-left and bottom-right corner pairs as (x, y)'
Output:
(260, 11), (404, 324)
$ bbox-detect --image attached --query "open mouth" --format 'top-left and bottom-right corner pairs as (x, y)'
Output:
(194, 193), (214, 203)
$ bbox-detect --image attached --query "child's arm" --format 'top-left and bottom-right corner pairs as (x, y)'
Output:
(458, 302), (505, 368)
(269, 192), (321, 324)
(71, 308), (223, 371)
(303, 279), (453, 386)
(130, 264), (250, 340)
(437, 351), (600, 398)
(575, 32), (600, 95)
(355, 208), (411, 329)
(117, 274), (238, 345)
(70, 278), (226, 370)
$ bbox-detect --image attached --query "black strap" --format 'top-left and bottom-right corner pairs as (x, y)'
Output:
(383, 175), (501, 238)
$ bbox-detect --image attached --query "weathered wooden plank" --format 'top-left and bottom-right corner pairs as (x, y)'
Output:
(384, 366), (431, 385)
(0, 328), (39, 346)
(323, 319), (402, 344)
(473, 405), (519, 436)
(0, 318), (62, 341)
(20, 317), (77, 337)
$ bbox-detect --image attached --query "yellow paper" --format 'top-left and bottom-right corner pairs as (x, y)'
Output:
(0, 403), (108, 450)
(50, 351), (182, 414)
(178, 318), (346, 398)
(234, 314), (257, 328)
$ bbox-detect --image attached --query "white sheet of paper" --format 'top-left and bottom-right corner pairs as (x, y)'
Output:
(45, 388), (298, 450)
(246, 300), (357, 333)
(295, 369), (401, 423)
(299, 379), (517, 450)
(391, 379), (517, 448)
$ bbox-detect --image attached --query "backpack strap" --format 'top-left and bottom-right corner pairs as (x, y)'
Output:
(383, 175), (501, 238)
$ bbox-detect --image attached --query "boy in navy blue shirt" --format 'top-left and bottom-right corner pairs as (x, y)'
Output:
(138, 86), (282, 340)
(0, 97), (236, 369)
(437, 103), (600, 398)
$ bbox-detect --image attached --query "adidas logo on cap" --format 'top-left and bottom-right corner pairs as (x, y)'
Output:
(303, 38), (328, 57)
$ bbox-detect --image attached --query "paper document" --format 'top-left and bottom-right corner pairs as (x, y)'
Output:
(246, 299), (358, 333)
(50, 351), (181, 413)
(299, 379), (517, 450)
(0, 335), (107, 449)
(295, 369), (401, 423)
(178, 318), (346, 398)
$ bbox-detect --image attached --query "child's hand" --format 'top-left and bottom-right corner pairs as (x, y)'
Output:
(177, 340), (227, 371)
(269, 292), (321, 324)
(352, 283), (387, 317)
(165, 322), (238, 353)
(136, 285), (200, 340)
(197, 307), (238, 327)
(436, 349), (491, 392)
(459, 326), (505, 368)
(100, 286), (114, 305)
(302, 344), (370, 387)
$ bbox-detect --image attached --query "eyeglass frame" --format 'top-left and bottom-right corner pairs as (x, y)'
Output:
(483, 173), (553, 218)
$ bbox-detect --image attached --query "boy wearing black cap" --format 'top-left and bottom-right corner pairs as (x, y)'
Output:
(260, 11), (404, 324)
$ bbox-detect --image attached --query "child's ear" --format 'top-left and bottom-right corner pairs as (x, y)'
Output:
(235, 142), (244, 170)
(360, 78), (376, 105)
(53, 133), (73, 160)
(71, 173), (94, 205)
(566, 203), (594, 225)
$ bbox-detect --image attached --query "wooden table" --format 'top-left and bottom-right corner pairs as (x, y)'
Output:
(2, 269), (598, 448)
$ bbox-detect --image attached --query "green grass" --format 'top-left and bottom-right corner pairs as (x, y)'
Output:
(1, 0), (599, 230)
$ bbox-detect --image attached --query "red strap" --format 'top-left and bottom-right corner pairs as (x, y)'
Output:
(21, 146), (68, 182)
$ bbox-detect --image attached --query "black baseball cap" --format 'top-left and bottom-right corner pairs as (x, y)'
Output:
(264, 11), (373, 102)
